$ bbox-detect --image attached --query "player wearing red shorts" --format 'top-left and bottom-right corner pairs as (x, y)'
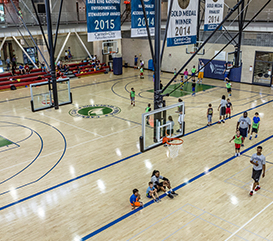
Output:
(229, 130), (244, 157)
(225, 98), (233, 119)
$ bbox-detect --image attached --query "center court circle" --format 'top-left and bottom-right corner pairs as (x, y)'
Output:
(69, 104), (121, 118)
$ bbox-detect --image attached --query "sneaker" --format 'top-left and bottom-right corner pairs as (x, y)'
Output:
(229, 117), (231, 119)
(238, 153), (240, 156)
(171, 191), (178, 196)
(218, 121), (221, 124)
(235, 153), (237, 157)
(222, 120), (225, 123)
(249, 136), (252, 140)
(255, 134), (258, 138)
(255, 186), (261, 192)
(155, 198), (159, 203)
(249, 191), (253, 196)
(207, 124), (209, 126)
(176, 129), (181, 133)
(167, 193), (174, 199)
(241, 144), (244, 147)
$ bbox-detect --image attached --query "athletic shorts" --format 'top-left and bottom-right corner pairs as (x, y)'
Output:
(146, 193), (152, 198)
(192, 87), (195, 92)
(154, 182), (164, 189)
(131, 202), (142, 207)
(192, 73), (196, 77)
(198, 72), (204, 79)
(252, 169), (262, 182)
(224, 72), (230, 78)
(178, 115), (183, 124)
(134, 62), (137, 66)
(167, 129), (174, 135)
(131, 97), (135, 101)
(239, 127), (248, 138)
(235, 143), (241, 149)
(252, 127), (258, 133)
(220, 106), (226, 116)
(226, 108), (231, 114)
(184, 75), (188, 79)
(227, 88), (231, 93)
(207, 115), (212, 123)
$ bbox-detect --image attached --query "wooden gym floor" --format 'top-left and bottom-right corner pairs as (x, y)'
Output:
(0, 68), (273, 241)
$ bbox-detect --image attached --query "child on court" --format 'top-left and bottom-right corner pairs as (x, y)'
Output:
(217, 95), (227, 123)
(197, 61), (204, 83)
(183, 69), (188, 81)
(145, 103), (151, 125)
(180, 76), (184, 90)
(140, 67), (144, 79)
(207, 103), (213, 126)
(130, 189), (143, 210)
(130, 88), (135, 106)
(229, 130), (244, 156)
(192, 80), (196, 96)
(226, 80), (232, 96)
(146, 182), (160, 202)
(249, 112), (260, 140)
(134, 55), (138, 69)
(191, 65), (196, 81)
(225, 98), (233, 119)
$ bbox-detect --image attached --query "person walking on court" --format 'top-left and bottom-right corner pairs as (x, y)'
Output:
(207, 103), (213, 126)
(134, 55), (138, 69)
(130, 87), (135, 106)
(236, 111), (251, 146)
(191, 65), (197, 81)
(229, 130), (244, 156)
(249, 112), (260, 140)
(226, 80), (232, 96)
(130, 189), (143, 209)
(176, 98), (183, 133)
(197, 61), (204, 83)
(145, 103), (151, 125)
(217, 95), (227, 124)
(225, 98), (233, 119)
(183, 69), (188, 81)
(151, 170), (178, 199)
(249, 146), (266, 196)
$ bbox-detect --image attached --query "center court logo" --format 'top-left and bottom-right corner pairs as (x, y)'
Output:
(69, 104), (121, 118)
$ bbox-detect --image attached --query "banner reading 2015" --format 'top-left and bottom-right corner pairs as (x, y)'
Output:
(204, 0), (224, 31)
(131, 0), (155, 37)
(167, 0), (198, 47)
(86, 0), (121, 42)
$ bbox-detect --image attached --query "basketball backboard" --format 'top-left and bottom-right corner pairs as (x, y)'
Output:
(102, 41), (118, 55)
(140, 102), (185, 152)
(186, 41), (205, 55)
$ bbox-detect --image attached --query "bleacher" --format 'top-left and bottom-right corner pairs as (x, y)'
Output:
(0, 61), (110, 91)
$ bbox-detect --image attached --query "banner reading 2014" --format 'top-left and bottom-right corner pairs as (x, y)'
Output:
(167, 0), (198, 47)
(204, 0), (224, 31)
(131, 0), (155, 37)
(86, 0), (121, 42)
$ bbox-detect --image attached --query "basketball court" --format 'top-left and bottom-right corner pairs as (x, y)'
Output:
(1, 0), (273, 240)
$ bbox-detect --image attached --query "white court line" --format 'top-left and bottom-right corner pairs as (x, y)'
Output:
(225, 201), (273, 241)
(0, 125), (139, 173)
(23, 107), (103, 137)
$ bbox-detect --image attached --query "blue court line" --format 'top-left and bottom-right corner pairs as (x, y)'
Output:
(0, 146), (19, 153)
(0, 121), (43, 185)
(0, 97), (271, 209)
(0, 152), (141, 212)
(81, 134), (273, 240)
(0, 115), (66, 196)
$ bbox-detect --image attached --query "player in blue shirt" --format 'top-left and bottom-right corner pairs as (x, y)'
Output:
(134, 55), (138, 69)
(146, 182), (160, 202)
(130, 189), (143, 210)
(249, 112), (260, 140)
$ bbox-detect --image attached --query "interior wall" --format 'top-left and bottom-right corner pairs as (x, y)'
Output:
(121, 37), (273, 84)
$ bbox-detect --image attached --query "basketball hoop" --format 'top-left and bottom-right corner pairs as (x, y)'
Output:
(163, 137), (184, 158)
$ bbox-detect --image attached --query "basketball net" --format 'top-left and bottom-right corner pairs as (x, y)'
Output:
(163, 137), (183, 158)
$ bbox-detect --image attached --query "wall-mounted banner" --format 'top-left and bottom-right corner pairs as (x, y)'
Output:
(167, 0), (198, 47)
(131, 0), (155, 37)
(86, 0), (121, 42)
(204, 0), (224, 31)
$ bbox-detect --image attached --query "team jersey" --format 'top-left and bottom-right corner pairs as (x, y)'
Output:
(145, 107), (151, 113)
(208, 108), (213, 115)
(226, 102), (232, 108)
(252, 116), (260, 128)
(226, 83), (232, 88)
(191, 68), (196, 74)
(131, 91), (135, 97)
(234, 135), (243, 144)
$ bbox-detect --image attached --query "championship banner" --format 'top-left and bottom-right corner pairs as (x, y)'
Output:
(131, 0), (155, 37)
(167, 0), (198, 47)
(86, 0), (121, 42)
(204, 0), (224, 31)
